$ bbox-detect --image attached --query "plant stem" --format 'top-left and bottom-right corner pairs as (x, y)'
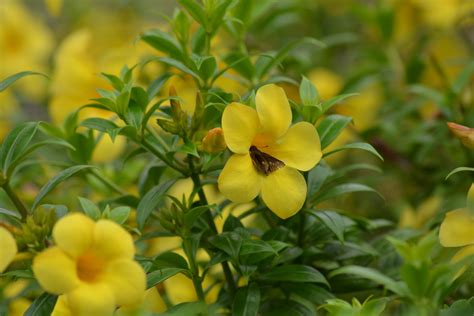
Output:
(187, 156), (237, 298)
(90, 169), (128, 196)
(183, 237), (205, 301)
(2, 183), (28, 220)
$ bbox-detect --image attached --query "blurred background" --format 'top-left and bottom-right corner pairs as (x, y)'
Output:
(1, 0), (473, 227)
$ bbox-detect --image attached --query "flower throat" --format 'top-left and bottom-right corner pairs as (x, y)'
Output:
(249, 146), (285, 175)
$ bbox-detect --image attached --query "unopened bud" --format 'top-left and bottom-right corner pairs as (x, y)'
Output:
(447, 122), (474, 149)
(201, 128), (227, 153)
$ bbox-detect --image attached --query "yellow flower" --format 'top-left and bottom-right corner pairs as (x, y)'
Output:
(307, 68), (343, 101)
(0, 226), (17, 272)
(399, 196), (441, 229)
(218, 84), (322, 219)
(0, 0), (53, 100)
(33, 213), (146, 316)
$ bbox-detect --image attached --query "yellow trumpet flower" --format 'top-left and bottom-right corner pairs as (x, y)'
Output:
(218, 84), (322, 219)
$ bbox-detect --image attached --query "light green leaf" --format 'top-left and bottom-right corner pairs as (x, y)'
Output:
(78, 197), (101, 220)
(136, 179), (177, 229)
(445, 167), (474, 180)
(0, 71), (48, 92)
(317, 115), (352, 149)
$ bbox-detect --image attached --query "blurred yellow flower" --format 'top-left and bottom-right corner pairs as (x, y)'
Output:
(33, 213), (146, 316)
(45, 0), (63, 16)
(218, 84), (322, 219)
(4, 280), (31, 316)
(411, 0), (473, 29)
(0, 226), (17, 272)
(0, 0), (53, 99)
(308, 68), (344, 101)
(335, 83), (382, 132)
(399, 196), (441, 229)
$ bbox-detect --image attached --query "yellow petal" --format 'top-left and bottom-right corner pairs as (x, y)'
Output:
(67, 283), (115, 316)
(33, 247), (80, 295)
(92, 220), (135, 260)
(0, 227), (17, 272)
(51, 295), (73, 316)
(53, 213), (94, 258)
(222, 102), (259, 154)
(7, 298), (31, 316)
(256, 84), (292, 140)
(218, 153), (262, 203)
(103, 259), (146, 307)
(439, 208), (474, 247)
(261, 167), (307, 219)
(261, 122), (322, 171)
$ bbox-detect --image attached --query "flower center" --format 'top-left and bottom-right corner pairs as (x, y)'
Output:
(76, 251), (105, 282)
(249, 146), (285, 175)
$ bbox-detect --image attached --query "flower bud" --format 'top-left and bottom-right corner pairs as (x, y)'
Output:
(201, 128), (227, 153)
(447, 122), (474, 149)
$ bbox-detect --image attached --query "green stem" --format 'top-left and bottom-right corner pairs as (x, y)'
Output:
(2, 182), (28, 221)
(187, 156), (237, 298)
(183, 238), (205, 301)
(90, 169), (128, 196)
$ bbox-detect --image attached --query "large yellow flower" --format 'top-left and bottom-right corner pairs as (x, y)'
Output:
(33, 213), (146, 316)
(0, 226), (17, 272)
(218, 84), (322, 219)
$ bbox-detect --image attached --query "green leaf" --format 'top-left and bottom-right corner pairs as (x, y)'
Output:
(0, 122), (40, 174)
(151, 56), (201, 80)
(198, 56), (217, 82)
(136, 179), (177, 229)
(147, 73), (172, 100)
(78, 197), (101, 220)
(147, 267), (187, 288)
(141, 29), (184, 62)
(441, 298), (474, 316)
(446, 167), (474, 180)
(209, 232), (242, 258)
(329, 265), (408, 296)
(153, 251), (189, 270)
(109, 206), (131, 224)
(323, 142), (384, 161)
(299, 76), (319, 106)
(320, 93), (358, 114)
(307, 210), (346, 242)
(0, 71), (48, 92)
(317, 115), (352, 149)
(32, 165), (96, 210)
(24, 293), (57, 316)
(100, 73), (124, 91)
(260, 299), (314, 316)
(178, 0), (208, 28)
(307, 162), (332, 197)
(80, 118), (119, 133)
(209, 0), (233, 34)
(260, 265), (328, 286)
(116, 90), (131, 116)
(285, 283), (334, 305)
(233, 283), (261, 316)
(240, 239), (277, 264)
(183, 205), (211, 229)
(314, 183), (382, 204)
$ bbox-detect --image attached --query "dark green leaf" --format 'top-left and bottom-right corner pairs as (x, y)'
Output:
(109, 206), (131, 224)
(147, 268), (187, 288)
(285, 283), (334, 305)
(0, 122), (39, 174)
(178, 0), (207, 28)
(141, 29), (184, 62)
(153, 251), (189, 270)
(307, 210), (346, 242)
(184, 205), (211, 229)
(233, 283), (260, 316)
(137, 179), (177, 229)
(260, 265), (328, 286)
(314, 183), (382, 204)
(24, 293), (57, 316)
